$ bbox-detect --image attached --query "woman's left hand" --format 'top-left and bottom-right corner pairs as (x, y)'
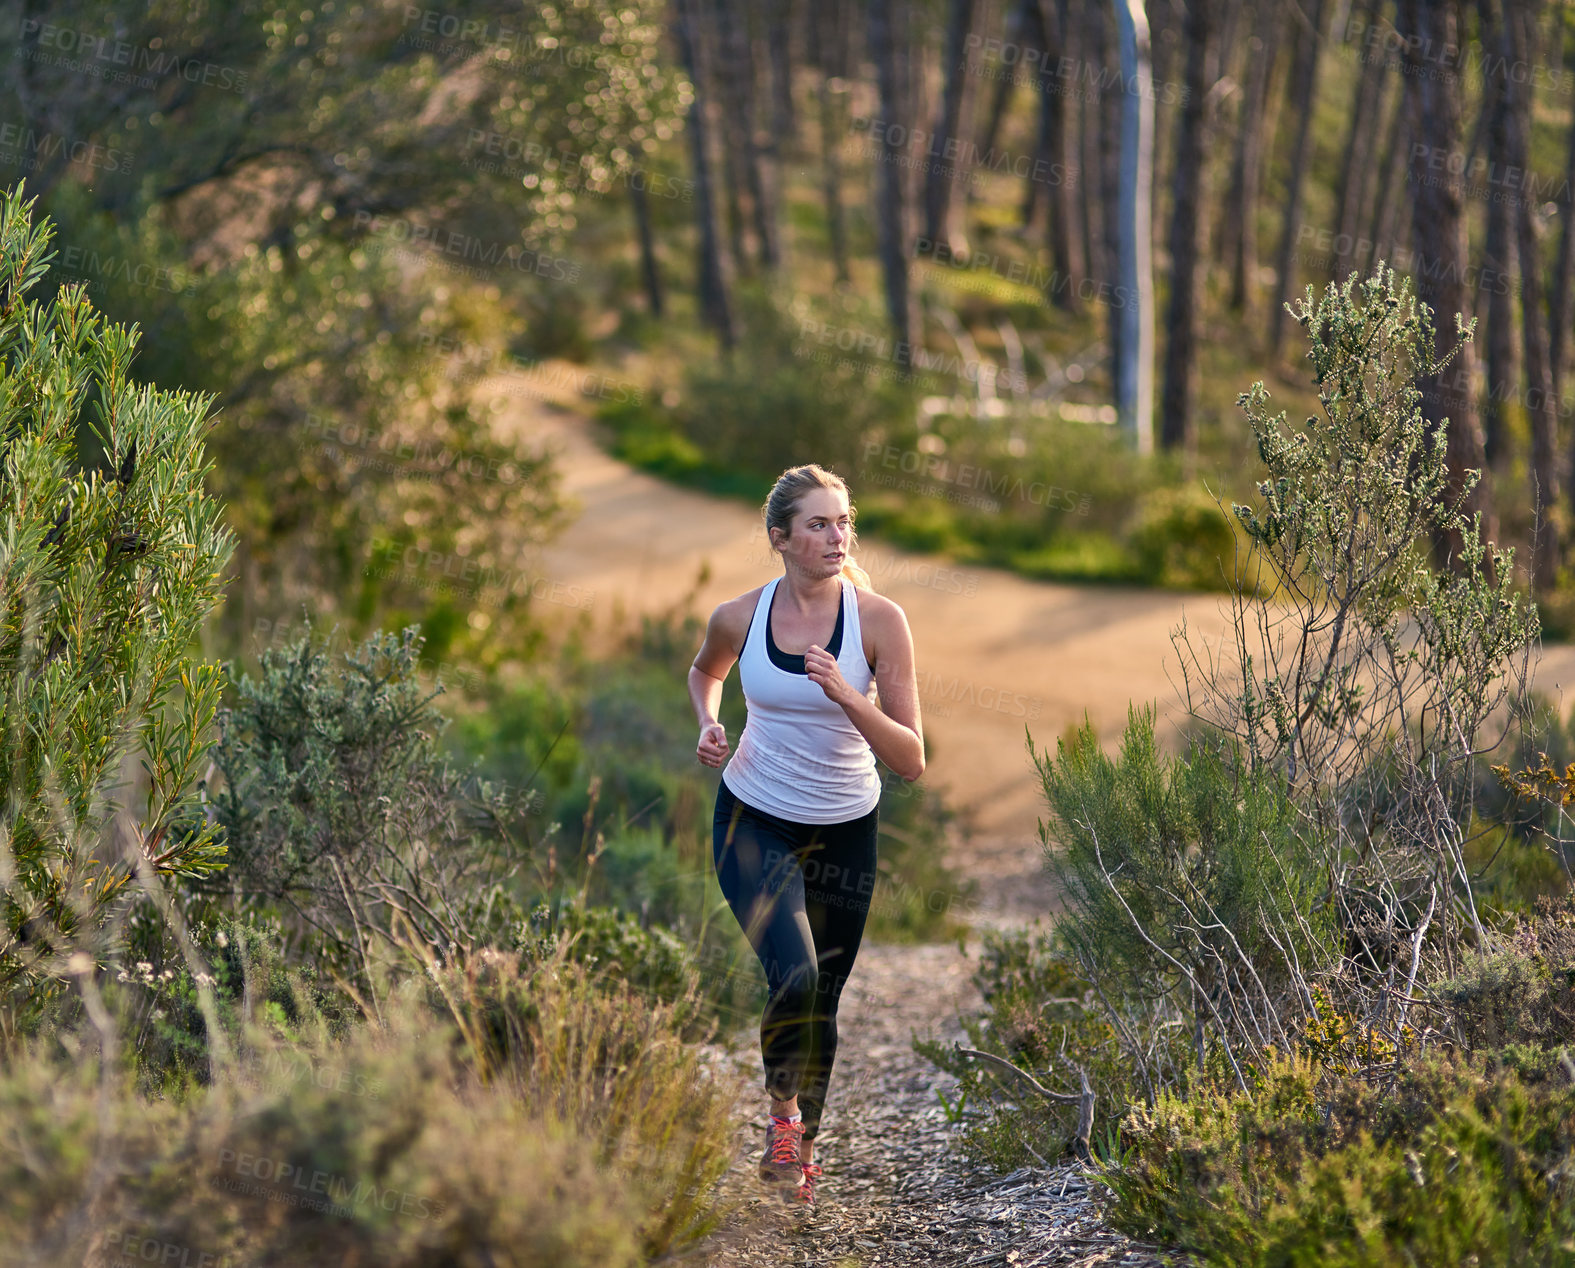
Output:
(804, 645), (857, 708)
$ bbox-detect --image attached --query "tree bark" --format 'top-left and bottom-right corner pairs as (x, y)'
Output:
(1160, 0), (1209, 453)
(810, 0), (854, 285)
(1477, 0), (1517, 468)
(1331, 0), (1390, 284)
(1081, 0), (1112, 289)
(870, 0), (917, 346)
(925, 0), (979, 251)
(672, 0), (735, 347)
(1398, 0), (1496, 570)
(1549, 3), (1575, 403)
(1112, 0), (1155, 455)
(1222, 1), (1280, 316)
(1507, 0), (1562, 589)
(714, 0), (778, 271)
(630, 180), (664, 317)
(1267, 0), (1329, 360)
(1024, 0), (1083, 307)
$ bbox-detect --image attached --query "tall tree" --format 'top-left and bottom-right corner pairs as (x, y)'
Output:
(925, 0), (979, 252)
(1112, 0), (1156, 454)
(870, 0), (918, 345)
(1160, 0), (1210, 454)
(1025, 0), (1084, 308)
(1398, 0), (1496, 568)
(1477, 0), (1518, 467)
(714, 0), (778, 270)
(1221, 1), (1281, 316)
(673, 0), (736, 346)
(1507, 0), (1563, 589)
(1082, 0), (1115, 293)
(1267, 0), (1330, 360)
(1331, 0), (1392, 284)
(810, 0), (854, 285)
(1549, 3), (1575, 403)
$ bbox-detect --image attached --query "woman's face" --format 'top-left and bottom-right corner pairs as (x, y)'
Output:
(772, 486), (852, 579)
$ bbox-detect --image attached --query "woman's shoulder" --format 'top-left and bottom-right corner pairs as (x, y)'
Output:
(850, 584), (910, 633)
(708, 583), (769, 640)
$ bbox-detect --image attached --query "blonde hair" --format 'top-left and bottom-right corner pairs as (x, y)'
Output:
(762, 464), (873, 590)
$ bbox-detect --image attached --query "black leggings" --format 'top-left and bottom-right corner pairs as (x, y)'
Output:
(711, 778), (880, 1142)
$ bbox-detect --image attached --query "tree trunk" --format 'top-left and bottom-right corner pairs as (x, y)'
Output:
(1160, 0), (1209, 454)
(630, 180), (664, 317)
(1477, 0), (1517, 468)
(714, 0), (778, 271)
(1081, 0), (1111, 289)
(870, 0), (917, 346)
(1398, 0), (1496, 570)
(1331, 0), (1390, 284)
(1508, 0), (1562, 589)
(1267, 0), (1329, 360)
(925, 0), (978, 251)
(1024, 0), (1083, 307)
(1368, 78), (1414, 271)
(768, 0), (797, 147)
(810, 0), (853, 286)
(1549, 3), (1575, 403)
(672, 0), (735, 347)
(1222, 1), (1280, 316)
(1112, 0), (1155, 455)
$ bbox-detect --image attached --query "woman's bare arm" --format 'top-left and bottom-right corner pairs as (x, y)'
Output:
(804, 594), (925, 781)
(688, 593), (753, 768)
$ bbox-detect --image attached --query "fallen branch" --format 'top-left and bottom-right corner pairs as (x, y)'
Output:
(953, 1044), (1097, 1162)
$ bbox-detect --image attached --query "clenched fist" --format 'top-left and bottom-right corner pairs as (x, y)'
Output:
(697, 721), (730, 768)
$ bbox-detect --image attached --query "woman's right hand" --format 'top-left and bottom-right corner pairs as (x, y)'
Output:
(697, 721), (729, 767)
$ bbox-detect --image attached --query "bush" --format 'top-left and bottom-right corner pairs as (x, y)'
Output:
(0, 940), (739, 1267)
(1104, 1051), (1575, 1266)
(0, 184), (234, 998)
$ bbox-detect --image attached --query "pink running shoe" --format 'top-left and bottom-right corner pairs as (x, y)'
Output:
(759, 1115), (806, 1187)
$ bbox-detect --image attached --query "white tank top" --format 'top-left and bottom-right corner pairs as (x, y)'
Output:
(721, 575), (882, 823)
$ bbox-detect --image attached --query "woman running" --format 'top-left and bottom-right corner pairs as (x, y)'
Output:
(688, 463), (925, 1205)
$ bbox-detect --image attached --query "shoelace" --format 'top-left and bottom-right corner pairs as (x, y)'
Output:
(798, 1161), (823, 1202)
(766, 1117), (805, 1166)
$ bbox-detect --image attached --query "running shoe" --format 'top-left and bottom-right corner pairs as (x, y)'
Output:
(759, 1115), (806, 1186)
(797, 1161), (823, 1204)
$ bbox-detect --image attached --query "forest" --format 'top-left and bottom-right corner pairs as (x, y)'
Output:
(4, 0), (1575, 1264)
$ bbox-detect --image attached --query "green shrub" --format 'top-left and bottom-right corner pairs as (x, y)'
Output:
(1128, 485), (1247, 590)
(0, 942), (740, 1267)
(1104, 1050), (1575, 1266)
(0, 184), (234, 999)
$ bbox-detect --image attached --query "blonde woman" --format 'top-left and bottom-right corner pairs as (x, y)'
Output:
(688, 463), (925, 1204)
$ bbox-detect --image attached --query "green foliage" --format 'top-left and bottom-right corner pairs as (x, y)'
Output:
(1434, 893), (1575, 1052)
(0, 939), (739, 1267)
(1033, 704), (1338, 1092)
(0, 185), (234, 995)
(209, 622), (531, 980)
(1103, 1050), (1575, 1266)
